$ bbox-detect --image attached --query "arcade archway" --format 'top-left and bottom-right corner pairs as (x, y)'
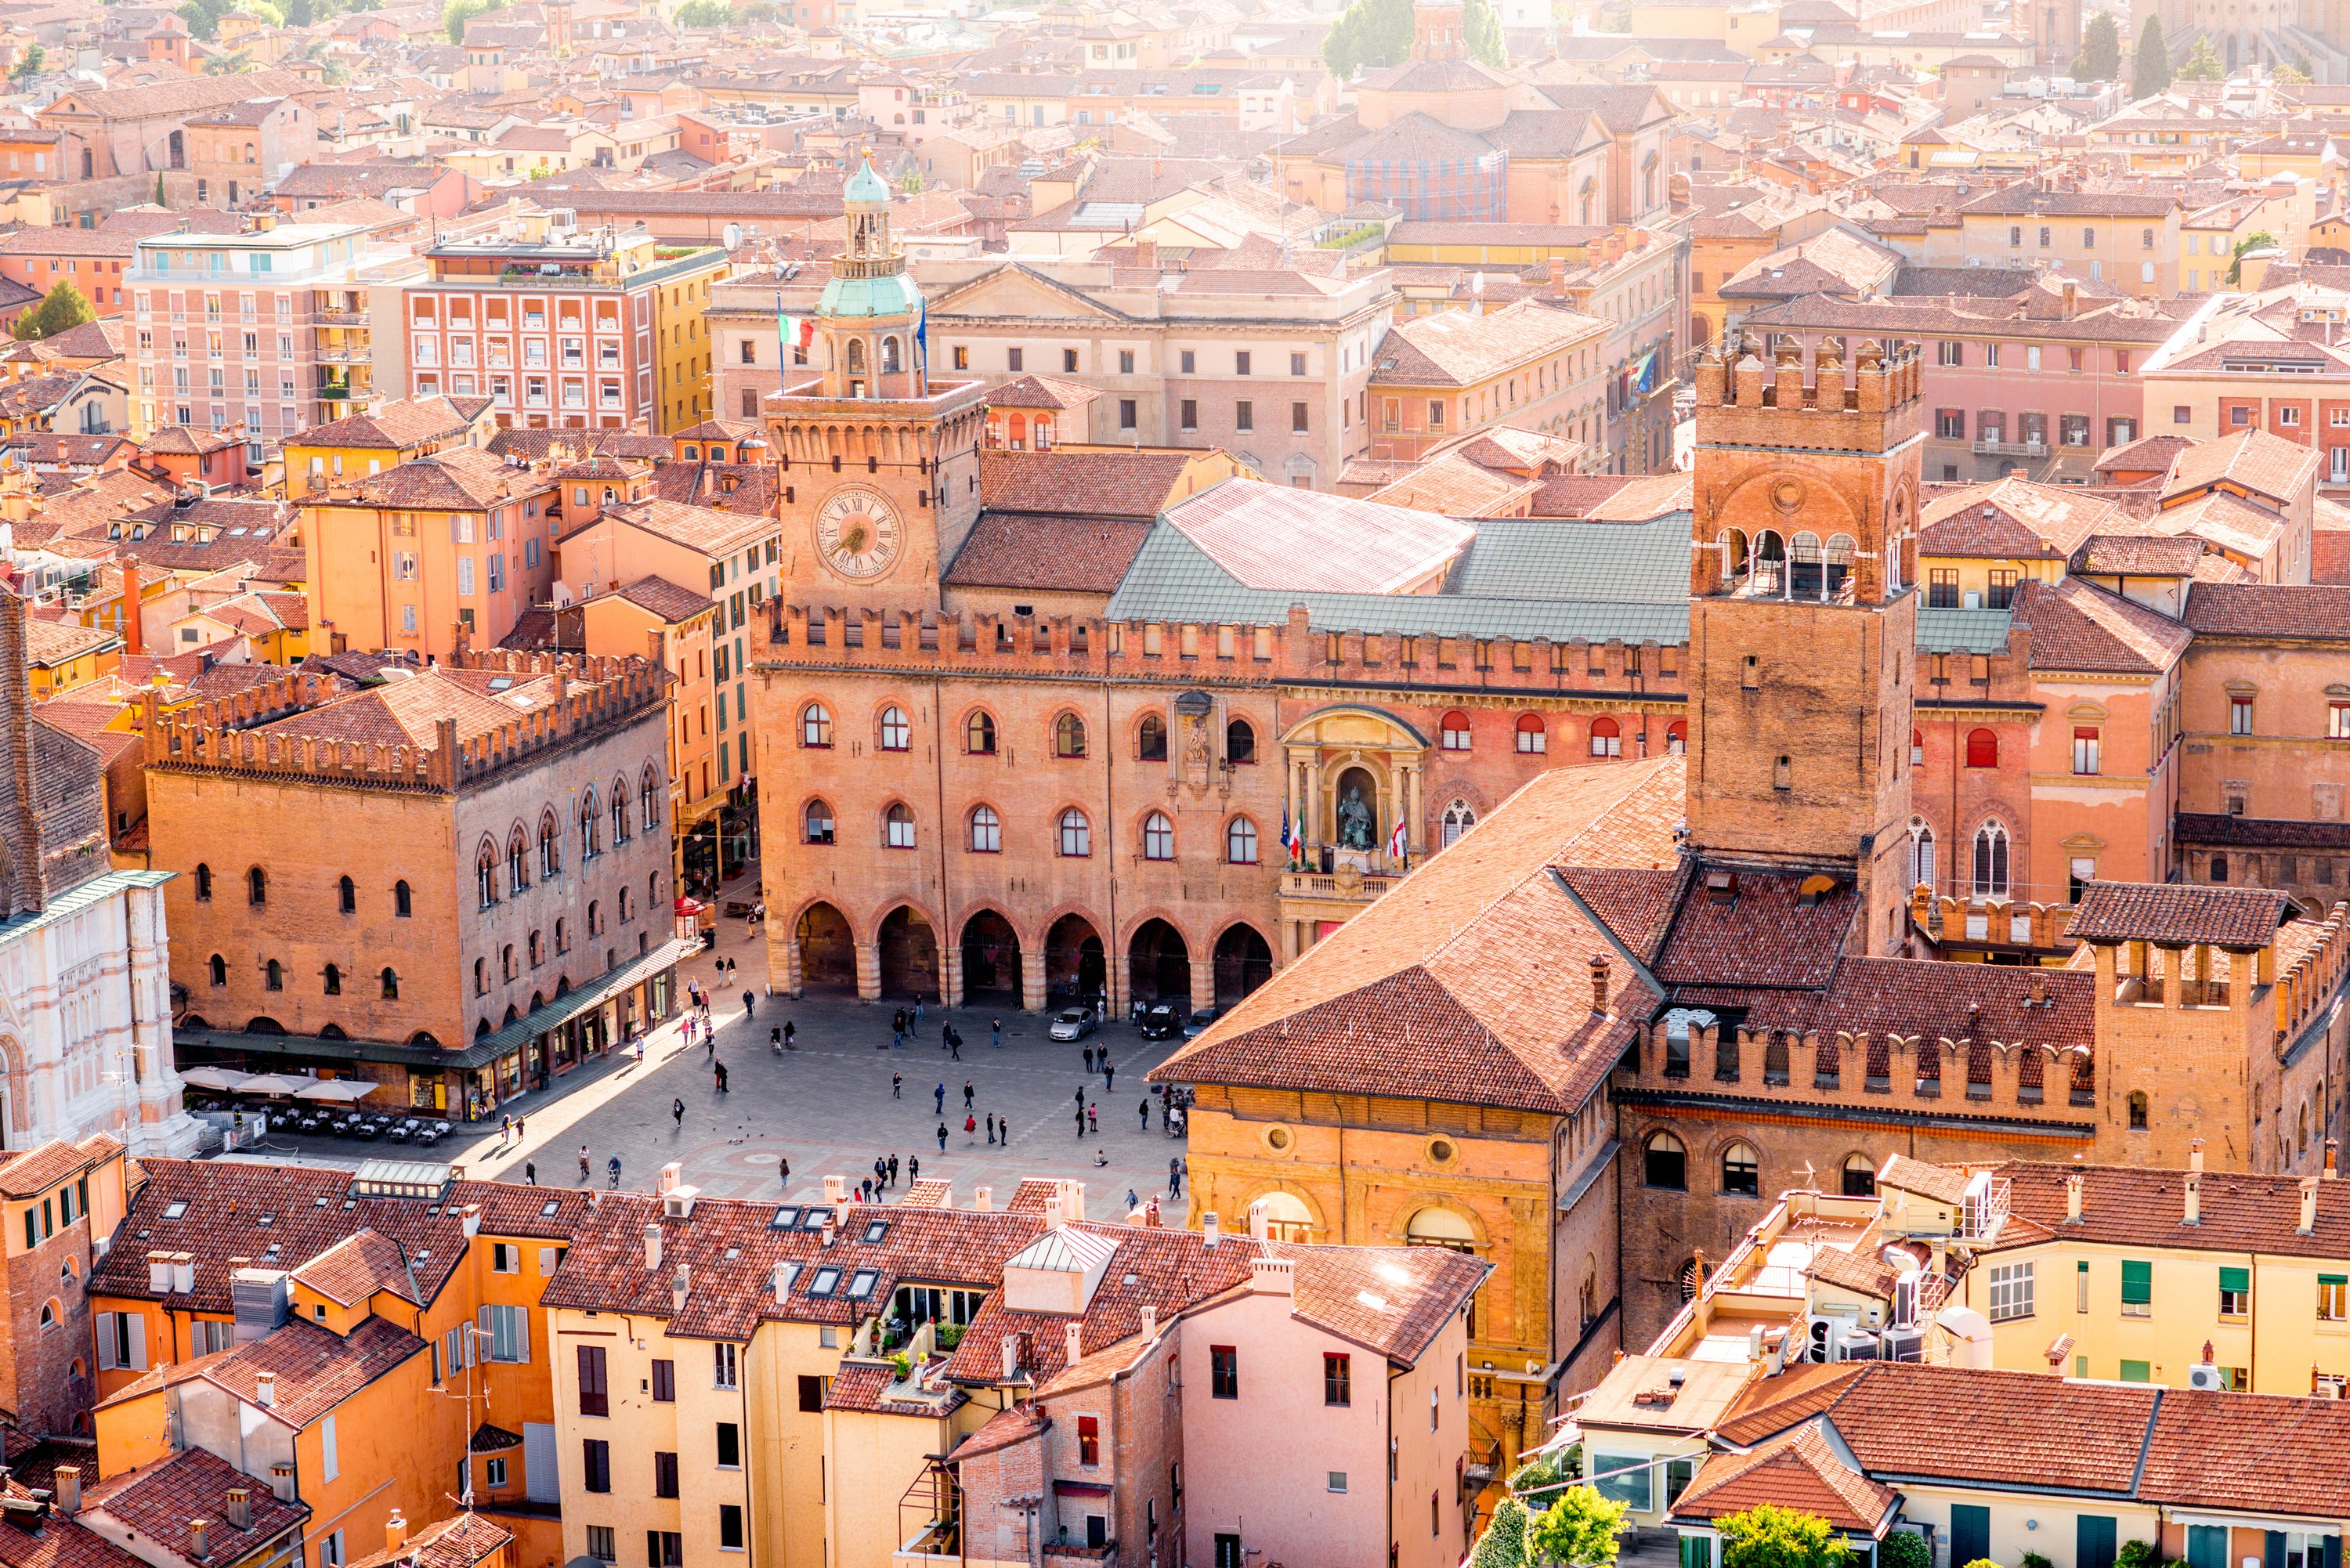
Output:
(960, 910), (1022, 1003)
(877, 905), (939, 1001)
(796, 902), (856, 992)
(1128, 919), (1191, 1006)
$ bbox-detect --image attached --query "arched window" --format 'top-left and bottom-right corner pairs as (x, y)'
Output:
(539, 815), (560, 877)
(610, 786), (630, 845)
(580, 791), (602, 858)
(1226, 719), (1255, 764)
(1441, 800), (1475, 847)
(529, 931), (543, 966)
(2128, 1090), (2149, 1130)
(208, 954), (226, 987)
(587, 901), (600, 936)
(1965, 728), (1999, 768)
(1059, 809), (1091, 857)
(801, 703), (833, 747)
(879, 706), (910, 751)
(1142, 811), (1174, 861)
(1440, 710), (1472, 751)
(1972, 818), (2011, 898)
(194, 863), (212, 901)
(641, 768), (660, 831)
(884, 803), (916, 849)
(394, 879), (412, 916)
(1908, 820), (1936, 890)
(381, 967), (399, 1000)
(1643, 1133), (1686, 1190)
(338, 875), (356, 914)
(472, 958), (486, 995)
(1589, 717), (1622, 758)
(881, 336), (902, 374)
(1137, 714), (1166, 761)
(501, 945), (515, 981)
(1515, 714), (1546, 754)
(555, 918), (567, 953)
(508, 833), (529, 894)
(248, 866), (266, 905)
(1054, 712), (1086, 758)
(1404, 1207), (1477, 1252)
(1665, 719), (1687, 755)
(38, 1302), (54, 1330)
(476, 843), (498, 909)
(324, 963), (343, 995)
(1842, 1153), (1877, 1196)
(969, 805), (1001, 853)
(620, 887), (633, 923)
(265, 959), (284, 992)
(846, 338), (867, 376)
(1721, 1141), (1760, 1195)
(965, 710), (997, 755)
(1227, 817), (1258, 865)
(804, 799), (835, 844)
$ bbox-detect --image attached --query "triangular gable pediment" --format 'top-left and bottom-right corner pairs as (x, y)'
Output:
(927, 263), (1135, 324)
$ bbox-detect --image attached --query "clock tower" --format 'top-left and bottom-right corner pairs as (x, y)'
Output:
(768, 157), (987, 615)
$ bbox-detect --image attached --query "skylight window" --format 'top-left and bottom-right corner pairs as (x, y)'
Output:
(847, 1270), (879, 1300)
(862, 1219), (888, 1244)
(771, 1205), (801, 1230)
(163, 1201), (188, 1220)
(800, 1207), (833, 1231)
(808, 1266), (841, 1297)
(540, 1199), (560, 1216)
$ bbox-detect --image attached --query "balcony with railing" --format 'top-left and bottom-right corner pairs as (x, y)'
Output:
(1972, 435), (2048, 457)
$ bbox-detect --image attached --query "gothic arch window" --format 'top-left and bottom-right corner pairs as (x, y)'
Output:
(879, 706), (911, 751)
(964, 710), (997, 755)
(1972, 818), (2011, 898)
(195, 863), (212, 901)
(324, 963), (343, 995)
(338, 875), (356, 914)
(610, 781), (630, 845)
(1227, 816), (1258, 865)
(208, 954), (226, 987)
(1054, 712), (1086, 758)
(529, 931), (543, 966)
(248, 865), (266, 905)
(1721, 1141), (1761, 1195)
(804, 799), (835, 844)
(265, 959), (284, 992)
(580, 789), (602, 858)
(474, 958), (489, 995)
(801, 703), (833, 747)
(1965, 728), (1999, 768)
(508, 831), (530, 894)
(501, 945), (515, 981)
(1137, 714), (1166, 761)
(475, 841), (499, 909)
(1643, 1132), (1686, 1190)
(884, 803), (916, 849)
(381, 967), (399, 1000)
(1226, 718), (1256, 764)
(1142, 811), (1174, 861)
(641, 768), (660, 832)
(1441, 800), (1476, 847)
(968, 805), (1001, 853)
(1908, 819), (1936, 890)
(539, 814), (561, 877)
(880, 336), (902, 374)
(394, 879), (412, 916)
(1058, 809), (1091, 857)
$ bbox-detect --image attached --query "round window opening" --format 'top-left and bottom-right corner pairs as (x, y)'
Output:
(1428, 1136), (1457, 1164)
(1266, 1125), (1292, 1151)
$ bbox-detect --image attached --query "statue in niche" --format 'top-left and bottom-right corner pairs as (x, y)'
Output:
(1336, 785), (1375, 851)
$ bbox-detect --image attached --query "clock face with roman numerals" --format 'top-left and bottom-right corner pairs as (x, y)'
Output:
(813, 486), (902, 580)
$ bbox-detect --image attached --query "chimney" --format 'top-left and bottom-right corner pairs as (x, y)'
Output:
(2190, 1139), (2205, 1173)
(2301, 1174), (2319, 1234)
(1000, 1334), (1021, 1380)
(385, 1512), (406, 1555)
(255, 1371), (277, 1407)
(1202, 1212), (1220, 1248)
(1549, 255), (1567, 295)
(773, 1262), (792, 1299)
(1129, 238), (1157, 271)
(659, 1162), (682, 1194)
(225, 1490), (248, 1531)
(1141, 1306), (1157, 1340)
(269, 1465), (295, 1503)
(973, 1186), (992, 1212)
(2329, 1139), (2340, 1180)
(645, 1224), (663, 1270)
(120, 560), (143, 656)
(2184, 1171), (2201, 1226)
(148, 1252), (171, 1292)
(1589, 954), (1611, 1015)
(1043, 1196), (1065, 1230)
(823, 1175), (846, 1203)
(52, 1468), (80, 1516)
(2061, 279), (2078, 319)
(671, 1266), (690, 1313)
(2065, 1172), (2084, 1223)
(461, 1205), (481, 1237)
(1249, 1257), (1296, 1296)
(1064, 1321), (1083, 1364)
(190, 1522), (210, 1562)
(1246, 1199), (1270, 1242)
(2027, 970), (2048, 1006)
(820, 1213), (837, 1248)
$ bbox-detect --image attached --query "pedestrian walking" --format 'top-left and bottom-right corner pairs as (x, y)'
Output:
(935, 1082), (946, 1113)
(579, 1145), (591, 1183)
(1138, 1099), (1150, 1130)
(942, 1021), (953, 1049)
(892, 1072), (903, 1100)
(949, 1034), (961, 1060)
(962, 1080), (975, 1110)
(1104, 1062), (1115, 1091)
(859, 1178), (872, 1204)
(1126, 1188), (1139, 1212)
(887, 1154), (899, 1183)
(936, 1122), (948, 1151)
(914, 998), (924, 1025)
(1074, 1107), (1086, 1139)
(607, 1154), (622, 1189)
(715, 1061), (729, 1092)
(783, 1020), (797, 1050)
(743, 989), (755, 1017)
(673, 1097), (685, 1127)
(1083, 1046), (1095, 1073)
(908, 1155), (920, 1183)
(992, 1017), (1003, 1050)
(964, 1113), (976, 1138)
(501, 1113), (512, 1144)
(515, 1115), (526, 1142)
(895, 1007), (908, 1036)
(1169, 1157), (1183, 1198)
(873, 1156), (886, 1190)
(771, 1027), (783, 1053)
(779, 1155), (791, 1187)
(1001, 1119), (1010, 1148)
(1075, 1086), (1086, 1109)
(893, 1022), (905, 1050)
(1087, 1103), (1098, 1132)
(985, 1113), (997, 1145)
(706, 1029), (716, 1060)
(525, 1162), (537, 1186)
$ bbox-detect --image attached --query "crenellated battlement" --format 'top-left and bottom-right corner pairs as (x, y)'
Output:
(1693, 335), (1924, 456)
(2277, 901), (2350, 1052)
(147, 649), (668, 795)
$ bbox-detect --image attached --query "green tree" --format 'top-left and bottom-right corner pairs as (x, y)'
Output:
(443, 0), (490, 41)
(1717, 1505), (1853, 1568)
(2113, 1542), (2166, 1568)
(899, 168), (924, 193)
(1322, 0), (1502, 74)
(2133, 14), (2170, 94)
(2276, 59), (2310, 83)
(2066, 10), (2120, 78)
(1880, 1536), (1932, 1568)
(13, 280), (96, 341)
(1468, 1497), (1532, 1568)
(2228, 229), (2277, 283)
(676, 0), (732, 23)
(177, 0), (233, 37)
(2178, 35), (2225, 79)
(10, 42), (43, 77)
(1527, 1485), (1628, 1568)
(154, 170), (168, 205)
(1462, 0), (1506, 65)
(284, 0), (314, 25)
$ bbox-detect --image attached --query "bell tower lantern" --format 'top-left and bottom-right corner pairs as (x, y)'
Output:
(813, 159), (925, 403)
(1683, 335), (1926, 954)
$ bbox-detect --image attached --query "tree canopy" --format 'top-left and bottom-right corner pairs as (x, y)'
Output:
(1527, 1485), (1628, 1568)
(2067, 11), (2120, 79)
(443, 0), (492, 42)
(9, 42), (42, 78)
(1466, 1497), (1533, 1568)
(13, 280), (96, 342)
(2177, 36), (2225, 80)
(676, 0), (734, 25)
(2133, 15), (2170, 94)
(1718, 1505), (1853, 1568)
(1321, 0), (1503, 78)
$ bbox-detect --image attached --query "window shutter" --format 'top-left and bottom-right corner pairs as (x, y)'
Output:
(516, 1308), (530, 1365)
(2219, 1266), (2251, 1294)
(2321, 1274), (2348, 1289)
(2120, 1260), (2153, 1305)
(96, 1313), (118, 1371)
(125, 1312), (146, 1371)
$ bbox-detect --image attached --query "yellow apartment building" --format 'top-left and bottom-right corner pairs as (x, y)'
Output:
(27, 617), (121, 698)
(284, 395), (494, 500)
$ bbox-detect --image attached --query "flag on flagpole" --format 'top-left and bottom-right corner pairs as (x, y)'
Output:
(1387, 819), (1408, 870)
(1278, 803), (1291, 856)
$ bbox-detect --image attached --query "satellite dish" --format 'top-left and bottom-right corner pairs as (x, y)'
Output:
(722, 222), (743, 250)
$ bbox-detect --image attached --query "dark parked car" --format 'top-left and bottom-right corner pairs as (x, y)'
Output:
(1139, 1003), (1187, 1040)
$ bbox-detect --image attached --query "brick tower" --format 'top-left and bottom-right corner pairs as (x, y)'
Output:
(1683, 336), (1925, 955)
(767, 158), (987, 620)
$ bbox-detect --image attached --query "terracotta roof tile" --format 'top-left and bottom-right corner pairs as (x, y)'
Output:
(81, 1447), (308, 1560)
(942, 513), (1152, 594)
(2066, 882), (2289, 947)
(297, 395), (480, 450)
(345, 1512), (509, 1568)
(1653, 868), (1855, 990)
(198, 1317), (425, 1429)
(2163, 428), (2322, 505)
(1992, 1161), (2350, 1259)
(2182, 583), (2350, 638)
(1674, 1421), (1900, 1531)
(2139, 1388), (2350, 1517)
(2067, 533), (2207, 576)
(288, 1229), (421, 1306)
(0, 1136), (114, 1199)
(976, 450), (1195, 519)
(2010, 576), (2191, 674)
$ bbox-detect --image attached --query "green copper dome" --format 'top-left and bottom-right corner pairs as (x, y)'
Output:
(844, 157), (891, 206)
(817, 270), (923, 319)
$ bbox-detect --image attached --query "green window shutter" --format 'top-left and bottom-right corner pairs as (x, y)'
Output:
(2121, 1260), (2153, 1305)
(2322, 1274), (2348, 1288)
(2220, 1266), (2251, 1293)
(2119, 1359), (2152, 1382)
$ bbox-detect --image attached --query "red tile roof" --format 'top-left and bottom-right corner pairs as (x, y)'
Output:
(2182, 583), (2350, 639)
(346, 1511), (510, 1568)
(1991, 1161), (2350, 1259)
(81, 1447), (308, 1561)
(2010, 576), (2191, 674)
(2162, 427), (2322, 506)
(2065, 882), (2290, 947)
(942, 512), (1152, 594)
(198, 1317), (426, 1429)
(976, 450), (1196, 519)
(1674, 1422), (1899, 1531)
(1652, 867), (1854, 991)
